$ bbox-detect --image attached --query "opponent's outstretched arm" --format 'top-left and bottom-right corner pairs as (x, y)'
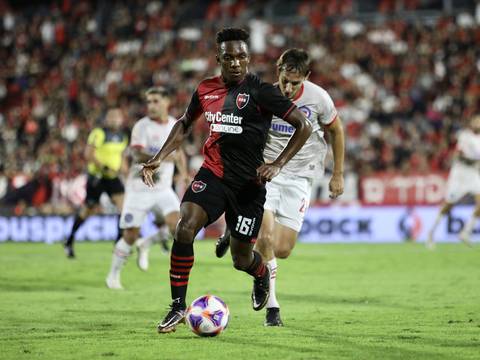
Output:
(257, 108), (312, 182)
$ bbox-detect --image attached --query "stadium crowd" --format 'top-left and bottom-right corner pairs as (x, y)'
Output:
(0, 0), (479, 214)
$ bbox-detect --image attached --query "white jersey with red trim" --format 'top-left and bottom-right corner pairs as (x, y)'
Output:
(127, 116), (176, 191)
(263, 80), (337, 179)
(456, 129), (480, 161)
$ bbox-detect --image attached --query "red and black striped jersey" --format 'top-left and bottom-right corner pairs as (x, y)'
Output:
(185, 73), (296, 190)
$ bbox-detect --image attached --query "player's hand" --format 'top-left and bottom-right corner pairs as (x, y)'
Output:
(256, 163), (281, 183)
(141, 159), (161, 187)
(329, 172), (344, 199)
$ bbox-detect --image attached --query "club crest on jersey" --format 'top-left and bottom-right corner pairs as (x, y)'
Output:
(299, 105), (311, 119)
(236, 93), (250, 109)
(191, 181), (207, 193)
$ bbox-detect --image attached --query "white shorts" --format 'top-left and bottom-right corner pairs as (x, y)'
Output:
(264, 172), (312, 232)
(445, 161), (480, 203)
(120, 188), (180, 229)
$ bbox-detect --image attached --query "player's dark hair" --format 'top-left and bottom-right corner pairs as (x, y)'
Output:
(216, 28), (250, 44)
(145, 86), (169, 97)
(277, 48), (310, 76)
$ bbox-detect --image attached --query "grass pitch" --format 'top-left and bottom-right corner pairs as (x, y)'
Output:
(0, 241), (479, 360)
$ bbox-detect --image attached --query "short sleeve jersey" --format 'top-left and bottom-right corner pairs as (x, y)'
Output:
(127, 116), (177, 190)
(87, 127), (128, 179)
(184, 73), (296, 190)
(263, 80), (337, 179)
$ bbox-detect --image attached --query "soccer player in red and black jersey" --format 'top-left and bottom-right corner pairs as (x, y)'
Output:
(142, 28), (312, 333)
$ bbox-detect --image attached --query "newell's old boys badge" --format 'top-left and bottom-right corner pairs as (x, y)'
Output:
(236, 93), (250, 110)
(191, 181), (207, 193)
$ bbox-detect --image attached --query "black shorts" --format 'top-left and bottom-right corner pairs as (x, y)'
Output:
(85, 175), (124, 207)
(182, 167), (266, 243)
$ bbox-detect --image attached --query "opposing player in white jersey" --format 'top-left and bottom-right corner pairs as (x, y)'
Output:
(215, 48), (345, 326)
(106, 87), (189, 289)
(427, 115), (480, 249)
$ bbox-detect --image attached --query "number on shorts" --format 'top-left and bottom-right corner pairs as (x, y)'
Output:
(235, 216), (253, 235)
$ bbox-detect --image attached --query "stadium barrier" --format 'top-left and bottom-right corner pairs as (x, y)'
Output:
(360, 173), (448, 205)
(0, 205), (477, 243)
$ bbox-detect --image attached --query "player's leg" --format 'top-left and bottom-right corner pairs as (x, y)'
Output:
(427, 201), (454, 249)
(106, 190), (151, 288)
(64, 175), (102, 258)
(158, 168), (225, 333)
(226, 184), (270, 311)
(262, 175), (309, 326)
(106, 226), (140, 289)
(255, 210), (276, 260)
(428, 165), (465, 248)
(230, 236), (270, 311)
(215, 225), (231, 258)
(157, 201), (209, 333)
(273, 224), (299, 259)
(107, 178), (125, 243)
(137, 190), (181, 270)
(459, 193), (480, 246)
(255, 210), (283, 324)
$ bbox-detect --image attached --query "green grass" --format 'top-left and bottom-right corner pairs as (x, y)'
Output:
(0, 242), (479, 360)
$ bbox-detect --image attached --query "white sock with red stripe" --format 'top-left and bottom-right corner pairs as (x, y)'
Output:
(266, 258), (279, 309)
(108, 238), (131, 279)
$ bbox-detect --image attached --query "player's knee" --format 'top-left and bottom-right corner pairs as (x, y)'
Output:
(275, 245), (292, 259)
(122, 229), (138, 245)
(175, 219), (197, 244)
(258, 231), (274, 250)
(231, 254), (250, 271)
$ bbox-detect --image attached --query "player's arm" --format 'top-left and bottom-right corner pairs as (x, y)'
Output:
(174, 148), (191, 186)
(325, 115), (345, 199)
(142, 91), (201, 187)
(258, 108), (312, 182)
(84, 144), (102, 169)
(120, 149), (130, 178)
(130, 146), (177, 164)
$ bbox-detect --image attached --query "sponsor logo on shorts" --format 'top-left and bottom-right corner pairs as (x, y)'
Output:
(236, 93), (250, 109)
(191, 180), (207, 193)
(124, 213), (133, 223)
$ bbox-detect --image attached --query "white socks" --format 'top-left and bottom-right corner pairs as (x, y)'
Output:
(108, 238), (132, 279)
(266, 258), (279, 309)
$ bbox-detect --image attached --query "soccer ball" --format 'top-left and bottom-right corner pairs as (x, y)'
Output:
(185, 295), (229, 337)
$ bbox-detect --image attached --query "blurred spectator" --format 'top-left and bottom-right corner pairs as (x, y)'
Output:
(0, 0), (479, 214)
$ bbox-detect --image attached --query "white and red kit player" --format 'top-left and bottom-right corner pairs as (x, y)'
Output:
(428, 115), (480, 249)
(106, 87), (189, 289)
(215, 48), (345, 326)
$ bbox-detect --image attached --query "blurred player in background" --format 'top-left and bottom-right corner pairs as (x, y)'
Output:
(141, 28), (312, 333)
(216, 48), (345, 326)
(106, 87), (189, 290)
(64, 108), (128, 258)
(427, 114), (480, 249)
